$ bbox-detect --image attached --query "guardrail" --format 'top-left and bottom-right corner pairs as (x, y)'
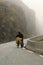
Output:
(25, 35), (43, 54)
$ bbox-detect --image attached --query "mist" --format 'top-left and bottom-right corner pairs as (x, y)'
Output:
(0, 0), (43, 43)
(1, 0), (43, 36)
(22, 0), (43, 36)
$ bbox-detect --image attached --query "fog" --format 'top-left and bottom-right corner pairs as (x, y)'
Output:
(1, 0), (43, 36)
(22, 0), (43, 36)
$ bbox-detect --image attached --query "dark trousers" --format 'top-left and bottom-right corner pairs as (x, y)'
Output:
(21, 40), (24, 48)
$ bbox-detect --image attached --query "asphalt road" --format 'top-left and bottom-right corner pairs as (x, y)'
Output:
(0, 40), (43, 65)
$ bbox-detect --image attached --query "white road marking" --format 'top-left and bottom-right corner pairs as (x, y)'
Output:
(39, 55), (43, 58)
(27, 50), (34, 53)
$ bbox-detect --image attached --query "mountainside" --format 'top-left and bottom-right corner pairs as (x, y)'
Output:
(0, 1), (28, 43)
(0, 0), (36, 43)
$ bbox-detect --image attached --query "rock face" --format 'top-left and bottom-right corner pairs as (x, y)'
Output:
(0, 1), (27, 43)
(0, 0), (36, 43)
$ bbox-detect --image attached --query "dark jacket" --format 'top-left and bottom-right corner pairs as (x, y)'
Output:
(16, 32), (23, 39)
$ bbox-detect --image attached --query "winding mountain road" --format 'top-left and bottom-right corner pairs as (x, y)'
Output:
(0, 40), (43, 65)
